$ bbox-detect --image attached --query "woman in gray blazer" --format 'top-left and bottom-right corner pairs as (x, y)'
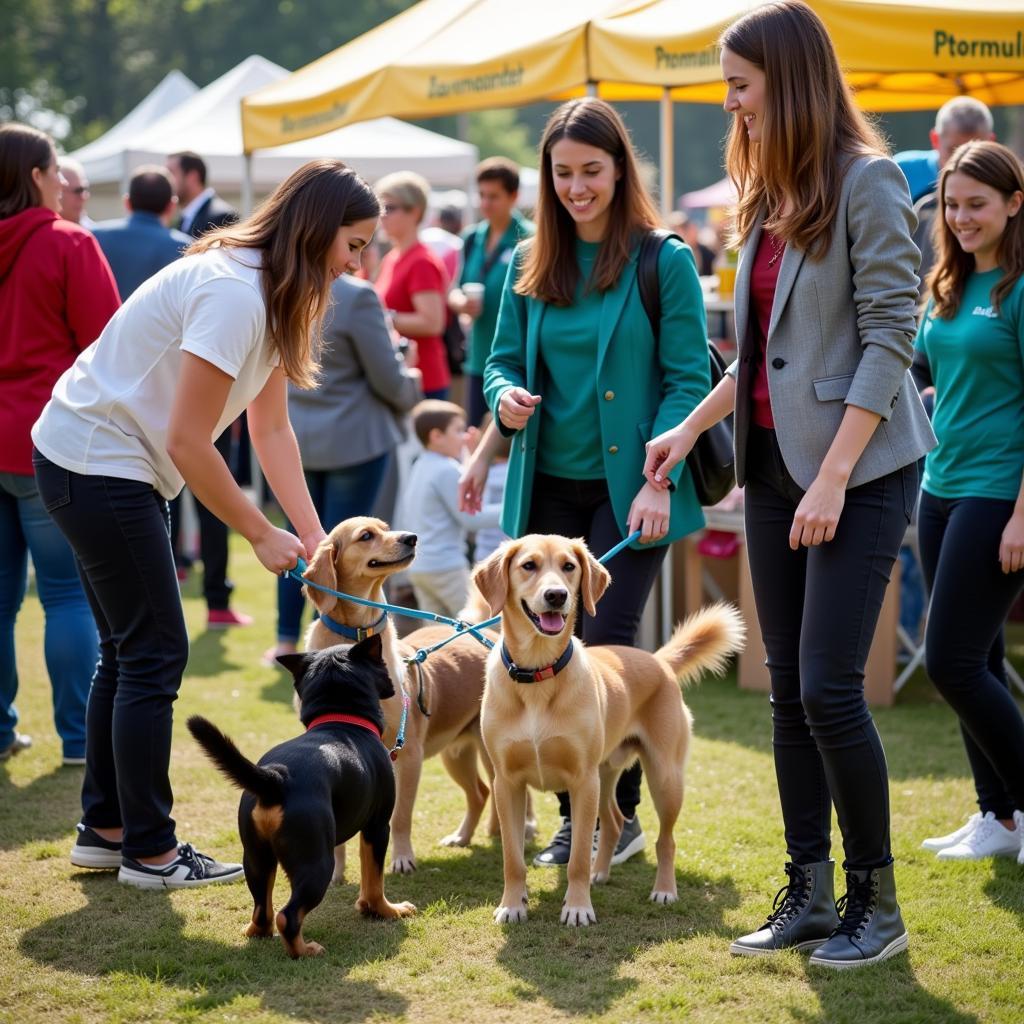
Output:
(644, 1), (934, 970)
(264, 273), (421, 661)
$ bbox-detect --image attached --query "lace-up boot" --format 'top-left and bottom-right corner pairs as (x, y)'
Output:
(730, 860), (839, 956)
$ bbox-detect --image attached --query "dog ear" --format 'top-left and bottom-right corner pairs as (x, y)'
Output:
(573, 539), (611, 618)
(277, 652), (313, 699)
(472, 542), (513, 618)
(303, 538), (340, 615)
(350, 632), (384, 665)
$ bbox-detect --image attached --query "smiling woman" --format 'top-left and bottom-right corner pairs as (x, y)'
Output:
(30, 158), (381, 891)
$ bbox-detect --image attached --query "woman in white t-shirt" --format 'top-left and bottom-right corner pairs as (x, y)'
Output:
(31, 159), (380, 890)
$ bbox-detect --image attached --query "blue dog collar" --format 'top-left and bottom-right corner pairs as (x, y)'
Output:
(500, 640), (574, 684)
(320, 609), (389, 642)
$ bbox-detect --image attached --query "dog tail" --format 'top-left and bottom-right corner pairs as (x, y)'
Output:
(187, 715), (286, 805)
(456, 579), (495, 627)
(655, 602), (746, 687)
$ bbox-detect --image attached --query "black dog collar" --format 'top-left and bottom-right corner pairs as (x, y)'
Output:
(320, 609), (388, 642)
(500, 640), (574, 684)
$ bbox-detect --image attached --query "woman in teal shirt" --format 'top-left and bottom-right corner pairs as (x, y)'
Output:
(483, 97), (710, 869)
(914, 141), (1024, 865)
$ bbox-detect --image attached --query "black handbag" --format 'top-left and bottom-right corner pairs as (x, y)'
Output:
(637, 229), (736, 507)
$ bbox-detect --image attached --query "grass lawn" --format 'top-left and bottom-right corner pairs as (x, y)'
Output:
(2, 535), (1023, 1024)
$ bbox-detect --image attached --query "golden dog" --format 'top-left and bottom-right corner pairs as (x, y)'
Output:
(473, 534), (744, 927)
(300, 517), (534, 880)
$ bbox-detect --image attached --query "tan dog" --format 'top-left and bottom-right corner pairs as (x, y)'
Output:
(474, 534), (744, 927)
(301, 517), (533, 879)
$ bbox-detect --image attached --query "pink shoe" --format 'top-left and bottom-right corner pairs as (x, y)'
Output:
(207, 608), (254, 629)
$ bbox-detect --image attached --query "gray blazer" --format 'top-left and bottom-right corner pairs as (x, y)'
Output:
(288, 275), (421, 471)
(729, 154), (936, 490)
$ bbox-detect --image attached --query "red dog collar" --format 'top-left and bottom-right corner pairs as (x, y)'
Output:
(306, 713), (383, 741)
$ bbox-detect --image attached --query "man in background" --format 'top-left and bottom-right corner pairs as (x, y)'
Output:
(166, 150), (237, 236)
(92, 166), (190, 300)
(57, 157), (94, 228)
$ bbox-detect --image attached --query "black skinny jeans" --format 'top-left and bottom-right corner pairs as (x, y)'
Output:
(526, 473), (668, 820)
(743, 426), (915, 869)
(917, 490), (1024, 818)
(34, 452), (188, 859)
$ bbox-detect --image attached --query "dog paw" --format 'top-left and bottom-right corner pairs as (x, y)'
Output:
(299, 940), (325, 957)
(560, 904), (596, 927)
(386, 900), (418, 919)
(524, 818), (539, 842)
(439, 831), (471, 848)
(493, 903), (528, 924)
(591, 869), (611, 885)
(390, 853), (417, 874)
(243, 921), (274, 938)
(649, 889), (678, 905)
(331, 870), (346, 886)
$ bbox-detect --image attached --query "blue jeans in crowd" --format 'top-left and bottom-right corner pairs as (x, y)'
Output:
(0, 471), (98, 759)
(275, 454), (390, 644)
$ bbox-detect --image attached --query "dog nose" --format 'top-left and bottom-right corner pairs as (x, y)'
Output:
(544, 588), (568, 608)
(400, 533), (417, 548)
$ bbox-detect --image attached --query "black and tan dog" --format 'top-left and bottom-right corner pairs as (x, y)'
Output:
(187, 636), (416, 958)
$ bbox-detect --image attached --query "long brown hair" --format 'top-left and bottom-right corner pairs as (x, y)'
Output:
(0, 123), (54, 219)
(720, 0), (886, 257)
(515, 98), (660, 306)
(927, 141), (1024, 320)
(189, 160), (379, 389)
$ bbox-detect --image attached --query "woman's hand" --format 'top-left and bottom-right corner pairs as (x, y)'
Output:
(299, 526), (328, 565)
(998, 509), (1024, 574)
(643, 424), (697, 491)
(627, 482), (671, 544)
(790, 470), (846, 550)
(498, 387), (542, 431)
(251, 525), (308, 575)
(458, 454), (490, 514)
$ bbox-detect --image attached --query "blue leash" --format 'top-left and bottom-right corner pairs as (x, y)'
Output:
(284, 529), (642, 757)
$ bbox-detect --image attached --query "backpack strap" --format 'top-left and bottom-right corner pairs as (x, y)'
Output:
(637, 229), (683, 343)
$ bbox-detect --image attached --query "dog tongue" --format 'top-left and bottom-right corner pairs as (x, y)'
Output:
(539, 611), (565, 633)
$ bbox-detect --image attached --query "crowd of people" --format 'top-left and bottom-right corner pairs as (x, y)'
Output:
(1, 0), (1022, 970)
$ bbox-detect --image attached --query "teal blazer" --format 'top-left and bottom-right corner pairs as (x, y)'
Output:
(483, 236), (711, 549)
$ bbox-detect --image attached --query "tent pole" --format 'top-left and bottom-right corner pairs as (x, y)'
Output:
(586, 81), (597, 97)
(659, 87), (674, 221)
(242, 152), (254, 217)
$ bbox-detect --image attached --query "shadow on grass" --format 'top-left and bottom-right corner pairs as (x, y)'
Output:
(0, 763), (80, 851)
(19, 873), (410, 1023)
(185, 628), (244, 678)
(799, 953), (979, 1024)
(688, 675), (987, 783)
(984, 856), (1024, 927)
(494, 866), (741, 1015)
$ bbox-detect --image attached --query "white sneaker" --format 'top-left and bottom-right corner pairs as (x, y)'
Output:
(1014, 810), (1024, 866)
(921, 812), (981, 852)
(936, 811), (1020, 861)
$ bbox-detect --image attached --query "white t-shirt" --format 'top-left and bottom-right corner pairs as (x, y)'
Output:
(32, 247), (276, 499)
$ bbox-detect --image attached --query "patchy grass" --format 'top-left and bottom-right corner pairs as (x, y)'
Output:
(2, 536), (1022, 1023)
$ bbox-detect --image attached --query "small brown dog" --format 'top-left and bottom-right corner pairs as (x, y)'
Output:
(300, 517), (532, 879)
(473, 534), (744, 927)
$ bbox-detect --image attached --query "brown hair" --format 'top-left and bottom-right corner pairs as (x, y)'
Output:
(189, 160), (379, 389)
(927, 141), (1024, 320)
(168, 150), (207, 186)
(477, 156), (520, 194)
(720, 0), (887, 257)
(412, 399), (465, 447)
(515, 98), (660, 306)
(0, 123), (54, 219)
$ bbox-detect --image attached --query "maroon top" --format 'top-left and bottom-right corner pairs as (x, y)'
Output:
(749, 229), (786, 430)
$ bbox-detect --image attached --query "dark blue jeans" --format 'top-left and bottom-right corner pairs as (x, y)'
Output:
(743, 426), (915, 869)
(275, 454), (390, 643)
(918, 490), (1024, 817)
(33, 452), (187, 859)
(1, 471), (97, 759)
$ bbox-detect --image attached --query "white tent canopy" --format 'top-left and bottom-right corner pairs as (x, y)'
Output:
(69, 70), (198, 185)
(75, 55), (478, 193)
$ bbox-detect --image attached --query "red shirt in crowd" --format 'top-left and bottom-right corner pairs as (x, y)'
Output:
(0, 208), (120, 475)
(375, 241), (450, 395)
(749, 228), (786, 430)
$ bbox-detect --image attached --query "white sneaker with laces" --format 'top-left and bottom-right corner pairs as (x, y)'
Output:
(921, 812), (981, 852)
(1014, 810), (1024, 866)
(936, 811), (1019, 861)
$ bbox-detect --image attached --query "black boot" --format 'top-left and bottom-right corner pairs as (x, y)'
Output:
(808, 861), (908, 969)
(730, 861), (839, 957)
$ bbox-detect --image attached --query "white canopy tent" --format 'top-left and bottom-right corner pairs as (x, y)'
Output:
(75, 55), (478, 218)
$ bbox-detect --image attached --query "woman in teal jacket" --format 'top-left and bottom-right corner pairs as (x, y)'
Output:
(482, 97), (710, 868)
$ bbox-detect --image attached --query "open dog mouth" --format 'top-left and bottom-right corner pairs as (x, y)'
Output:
(368, 552), (415, 569)
(521, 599), (566, 636)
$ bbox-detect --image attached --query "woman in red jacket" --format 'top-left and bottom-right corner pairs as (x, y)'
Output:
(0, 123), (120, 764)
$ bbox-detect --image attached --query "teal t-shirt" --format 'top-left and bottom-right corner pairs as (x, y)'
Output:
(915, 268), (1024, 501)
(535, 239), (605, 480)
(459, 210), (535, 375)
